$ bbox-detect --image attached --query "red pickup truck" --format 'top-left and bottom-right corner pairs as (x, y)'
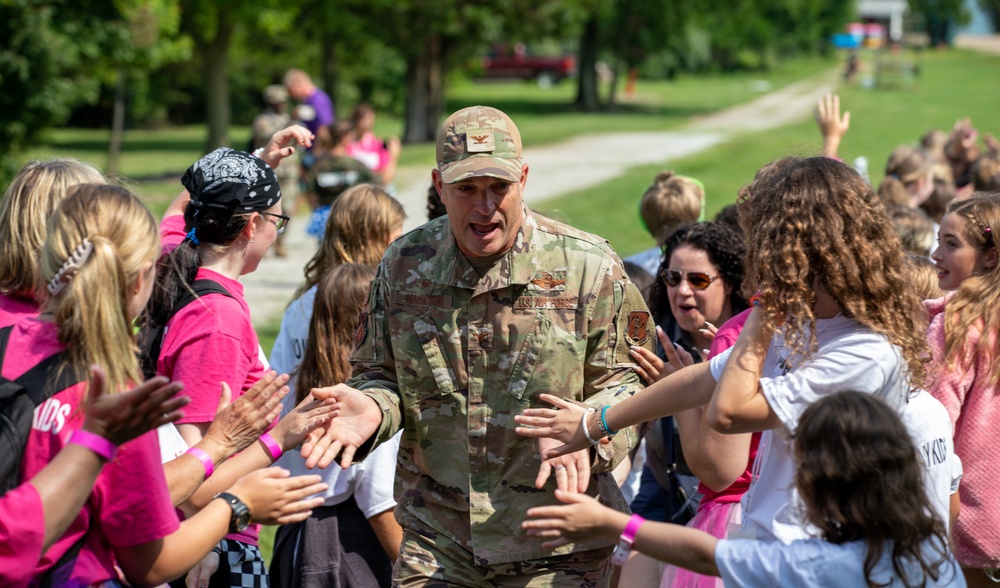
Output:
(480, 44), (575, 87)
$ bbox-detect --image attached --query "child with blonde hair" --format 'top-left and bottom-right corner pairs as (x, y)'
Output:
(927, 193), (1000, 587)
(628, 171), (705, 279)
(878, 145), (935, 208)
(0, 159), (104, 325)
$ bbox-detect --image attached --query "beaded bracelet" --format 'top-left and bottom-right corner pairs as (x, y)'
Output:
(581, 407), (601, 446)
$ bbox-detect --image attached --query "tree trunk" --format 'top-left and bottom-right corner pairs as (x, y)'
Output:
(107, 67), (126, 176)
(402, 34), (444, 144)
(321, 30), (338, 112)
(201, 14), (235, 151)
(606, 61), (621, 110)
(575, 16), (600, 112)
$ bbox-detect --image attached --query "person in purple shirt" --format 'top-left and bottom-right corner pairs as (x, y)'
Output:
(284, 68), (335, 141)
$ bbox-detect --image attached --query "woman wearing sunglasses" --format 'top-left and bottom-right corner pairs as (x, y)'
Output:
(622, 222), (752, 588)
(516, 156), (927, 556)
(138, 130), (317, 588)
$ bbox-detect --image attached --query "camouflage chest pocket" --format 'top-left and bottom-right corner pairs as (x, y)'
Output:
(508, 307), (585, 401)
(399, 308), (463, 407)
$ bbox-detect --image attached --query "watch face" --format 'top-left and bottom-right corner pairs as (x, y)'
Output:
(234, 509), (252, 532)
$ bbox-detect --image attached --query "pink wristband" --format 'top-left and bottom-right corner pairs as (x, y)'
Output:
(611, 514), (646, 566)
(621, 513), (646, 542)
(186, 447), (215, 478)
(259, 432), (283, 461)
(69, 430), (118, 462)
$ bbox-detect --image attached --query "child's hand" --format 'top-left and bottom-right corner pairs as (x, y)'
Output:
(514, 394), (592, 458)
(523, 489), (620, 549)
(814, 93), (850, 158)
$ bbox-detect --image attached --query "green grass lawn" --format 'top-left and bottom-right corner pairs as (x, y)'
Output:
(537, 48), (1000, 257)
(19, 55), (834, 217)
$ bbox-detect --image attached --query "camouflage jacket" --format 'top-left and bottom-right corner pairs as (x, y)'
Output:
(348, 206), (654, 565)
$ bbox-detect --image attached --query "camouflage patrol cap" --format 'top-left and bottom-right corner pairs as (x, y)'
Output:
(263, 84), (288, 104)
(436, 105), (523, 183)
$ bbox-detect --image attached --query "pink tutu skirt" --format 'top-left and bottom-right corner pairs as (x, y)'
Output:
(659, 500), (742, 588)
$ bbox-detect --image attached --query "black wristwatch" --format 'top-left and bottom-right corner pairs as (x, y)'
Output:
(217, 492), (251, 533)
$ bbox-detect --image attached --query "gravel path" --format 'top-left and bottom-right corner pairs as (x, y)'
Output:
(244, 69), (838, 327)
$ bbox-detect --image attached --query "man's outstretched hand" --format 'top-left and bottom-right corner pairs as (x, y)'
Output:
(300, 384), (382, 469)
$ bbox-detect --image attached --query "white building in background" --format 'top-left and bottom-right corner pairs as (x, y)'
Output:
(856, 0), (908, 42)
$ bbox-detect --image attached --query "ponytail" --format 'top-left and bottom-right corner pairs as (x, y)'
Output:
(41, 184), (159, 398)
(137, 202), (248, 376)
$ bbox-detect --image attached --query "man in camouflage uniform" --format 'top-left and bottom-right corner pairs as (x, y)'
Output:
(307, 105), (654, 586)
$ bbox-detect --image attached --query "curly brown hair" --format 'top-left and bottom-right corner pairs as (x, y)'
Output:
(794, 391), (953, 588)
(737, 157), (928, 387)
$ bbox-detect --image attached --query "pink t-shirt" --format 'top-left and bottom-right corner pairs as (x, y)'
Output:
(9, 318), (178, 586)
(346, 132), (390, 173)
(926, 293), (1000, 568)
(0, 293), (39, 329)
(0, 484), (45, 588)
(158, 215), (266, 545)
(698, 308), (762, 507)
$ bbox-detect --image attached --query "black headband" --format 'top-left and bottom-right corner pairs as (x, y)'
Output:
(181, 147), (281, 214)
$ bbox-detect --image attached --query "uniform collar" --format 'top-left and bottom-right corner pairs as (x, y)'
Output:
(433, 204), (538, 292)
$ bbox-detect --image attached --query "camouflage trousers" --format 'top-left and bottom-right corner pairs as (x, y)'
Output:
(392, 520), (614, 587)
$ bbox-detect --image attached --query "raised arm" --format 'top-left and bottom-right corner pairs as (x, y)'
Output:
(32, 368), (187, 550)
(115, 468), (327, 587)
(814, 93), (850, 160)
(523, 490), (720, 577)
(163, 372), (288, 506)
(515, 351), (716, 459)
(706, 307), (780, 433)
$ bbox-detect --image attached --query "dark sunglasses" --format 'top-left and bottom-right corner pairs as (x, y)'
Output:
(660, 269), (720, 290)
(260, 212), (290, 234)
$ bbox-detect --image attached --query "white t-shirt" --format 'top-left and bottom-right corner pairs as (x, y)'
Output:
(624, 246), (662, 278)
(715, 537), (965, 587)
(269, 286), (317, 377)
(274, 390), (400, 517)
(709, 314), (910, 543)
(903, 390), (962, 530)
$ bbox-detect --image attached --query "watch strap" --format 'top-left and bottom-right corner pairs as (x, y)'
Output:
(217, 492), (250, 533)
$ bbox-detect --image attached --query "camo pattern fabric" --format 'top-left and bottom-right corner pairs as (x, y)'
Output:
(348, 206), (654, 565)
(392, 516), (614, 587)
(436, 106), (523, 183)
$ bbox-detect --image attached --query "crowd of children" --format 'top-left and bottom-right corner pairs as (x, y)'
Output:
(0, 90), (997, 588)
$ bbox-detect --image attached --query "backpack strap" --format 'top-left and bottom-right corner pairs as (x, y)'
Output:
(176, 280), (234, 312)
(141, 280), (234, 379)
(0, 326), (80, 403)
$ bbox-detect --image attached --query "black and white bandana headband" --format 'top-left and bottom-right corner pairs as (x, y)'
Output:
(181, 147), (280, 214)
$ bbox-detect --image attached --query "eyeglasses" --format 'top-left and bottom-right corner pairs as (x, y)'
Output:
(260, 212), (290, 234)
(660, 269), (721, 290)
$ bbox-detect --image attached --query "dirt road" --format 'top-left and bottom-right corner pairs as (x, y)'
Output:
(243, 69), (838, 327)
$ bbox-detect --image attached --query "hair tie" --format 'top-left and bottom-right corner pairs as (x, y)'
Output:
(185, 228), (200, 246)
(47, 239), (95, 296)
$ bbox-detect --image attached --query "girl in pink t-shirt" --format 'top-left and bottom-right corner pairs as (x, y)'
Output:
(927, 193), (1000, 587)
(0, 158), (104, 327)
(346, 103), (401, 184)
(137, 131), (316, 587)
